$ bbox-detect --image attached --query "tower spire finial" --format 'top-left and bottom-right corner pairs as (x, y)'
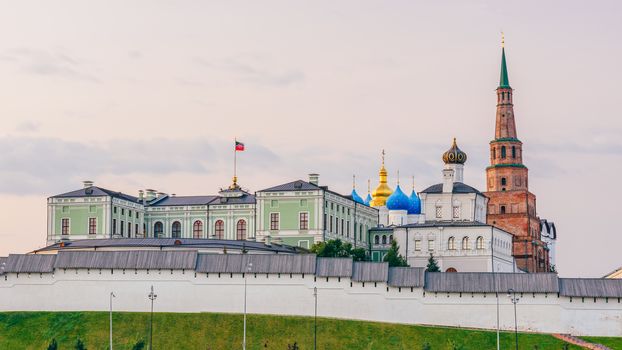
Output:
(352, 174), (356, 190)
(412, 175), (415, 191)
(367, 179), (371, 194)
(397, 170), (400, 185)
(499, 34), (510, 88)
(381, 149), (385, 166)
(501, 31), (505, 48)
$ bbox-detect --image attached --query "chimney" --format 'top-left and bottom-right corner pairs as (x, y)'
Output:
(145, 189), (157, 201)
(442, 169), (455, 193)
(138, 190), (144, 202)
(308, 173), (319, 186)
(83, 180), (94, 189)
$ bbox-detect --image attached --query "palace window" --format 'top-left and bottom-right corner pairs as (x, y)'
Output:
(435, 206), (442, 218)
(299, 212), (309, 230)
(135, 223), (139, 236)
(462, 237), (470, 250)
(329, 215), (333, 232)
(128, 210), (132, 218)
(171, 221), (181, 238)
(128, 222), (132, 237)
(382, 235), (387, 245)
(113, 219), (117, 235)
(414, 239), (422, 251)
(120, 220), (125, 236)
(113, 206), (117, 214)
(193, 220), (203, 238)
(476, 236), (484, 250)
(61, 218), (70, 235)
(154, 222), (163, 237)
(341, 219), (344, 235)
(270, 213), (279, 230)
(121, 208), (125, 215)
(448, 237), (456, 250)
(346, 221), (350, 238)
(214, 220), (224, 239)
(452, 206), (460, 219)
(428, 240), (435, 251)
(236, 220), (247, 240)
(88, 218), (96, 235)
(374, 235), (379, 245)
(501, 146), (507, 158)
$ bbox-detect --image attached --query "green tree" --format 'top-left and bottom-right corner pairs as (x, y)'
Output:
(426, 253), (440, 272)
(75, 338), (86, 350)
(311, 239), (369, 261)
(47, 339), (58, 350)
(383, 240), (408, 267)
(350, 247), (368, 262)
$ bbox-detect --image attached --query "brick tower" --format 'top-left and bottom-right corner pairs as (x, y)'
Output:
(484, 40), (549, 273)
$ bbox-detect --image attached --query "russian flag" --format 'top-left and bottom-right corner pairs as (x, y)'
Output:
(235, 141), (245, 151)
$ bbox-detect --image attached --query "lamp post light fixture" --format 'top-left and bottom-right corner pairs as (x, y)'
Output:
(243, 261), (252, 350)
(109, 292), (116, 350)
(313, 286), (318, 350)
(507, 288), (520, 350)
(148, 286), (157, 350)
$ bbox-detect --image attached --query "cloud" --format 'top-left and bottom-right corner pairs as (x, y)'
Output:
(15, 121), (40, 133)
(0, 47), (100, 83)
(0, 136), (279, 195)
(194, 55), (305, 87)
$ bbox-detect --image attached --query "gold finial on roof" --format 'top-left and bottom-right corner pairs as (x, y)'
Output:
(367, 179), (371, 194)
(352, 174), (356, 190)
(501, 32), (505, 48)
(412, 175), (415, 191)
(397, 170), (400, 185)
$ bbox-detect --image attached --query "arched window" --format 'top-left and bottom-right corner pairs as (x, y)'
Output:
(236, 219), (247, 240)
(501, 146), (507, 158)
(389, 235), (393, 242)
(214, 220), (224, 239)
(476, 236), (484, 250)
(171, 221), (181, 238)
(512, 146), (516, 158)
(462, 237), (470, 250)
(446, 267), (457, 273)
(193, 220), (203, 239)
(500, 205), (506, 214)
(154, 222), (163, 238)
(382, 235), (387, 244)
(501, 177), (507, 186)
(374, 235), (379, 245)
(448, 236), (456, 250)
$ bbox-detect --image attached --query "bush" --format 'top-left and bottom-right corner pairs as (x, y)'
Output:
(421, 342), (432, 350)
(47, 338), (58, 350)
(75, 338), (86, 350)
(132, 339), (146, 350)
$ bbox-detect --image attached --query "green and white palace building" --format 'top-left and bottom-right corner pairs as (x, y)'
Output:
(47, 174), (379, 252)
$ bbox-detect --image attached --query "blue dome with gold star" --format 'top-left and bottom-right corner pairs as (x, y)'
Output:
(351, 189), (365, 204)
(408, 190), (421, 214)
(386, 185), (411, 211)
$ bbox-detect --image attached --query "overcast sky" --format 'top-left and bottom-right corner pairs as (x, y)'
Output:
(0, 1), (620, 277)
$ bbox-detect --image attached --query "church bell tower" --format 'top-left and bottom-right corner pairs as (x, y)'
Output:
(484, 36), (549, 273)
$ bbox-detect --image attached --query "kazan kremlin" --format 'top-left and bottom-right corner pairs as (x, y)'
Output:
(1, 42), (621, 337)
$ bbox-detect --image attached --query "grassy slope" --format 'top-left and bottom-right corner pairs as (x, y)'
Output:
(0, 312), (586, 350)
(580, 336), (622, 349)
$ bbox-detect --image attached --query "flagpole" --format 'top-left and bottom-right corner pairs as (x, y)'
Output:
(234, 137), (237, 186)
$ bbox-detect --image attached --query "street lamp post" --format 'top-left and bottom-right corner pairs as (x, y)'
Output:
(109, 292), (115, 350)
(313, 286), (317, 350)
(148, 286), (157, 350)
(243, 261), (252, 350)
(507, 288), (520, 350)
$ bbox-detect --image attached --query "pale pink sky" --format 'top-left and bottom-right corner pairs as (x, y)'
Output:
(0, 1), (620, 277)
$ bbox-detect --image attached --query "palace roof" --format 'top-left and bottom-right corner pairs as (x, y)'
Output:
(420, 182), (482, 195)
(50, 186), (140, 203)
(259, 180), (321, 192)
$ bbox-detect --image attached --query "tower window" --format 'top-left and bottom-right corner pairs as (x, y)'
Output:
(501, 146), (507, 159)
(501, 178), (507, 186)
(492, 148), (496, 159)
(435, 206), (442, 218)
(512, 146), (516, 158)
(500, 206), (506, 214)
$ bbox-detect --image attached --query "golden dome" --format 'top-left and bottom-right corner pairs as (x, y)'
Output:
(370, 150), (393, 207)
(442, 138), (467, 165)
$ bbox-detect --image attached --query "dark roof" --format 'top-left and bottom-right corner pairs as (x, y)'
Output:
(388, 267), (426, 287)
(424, 272), (559, 293)
(211, 194), (256, 205)
(54, 251), (197, 270)
(33, 238), (304, 254)
(420, 182), (482, 195)
(352, 262), (389, 282)
(0, 257), (7, 274)
(3, 254), (57, 273)
(316, 258), (353, 277)
(559, 278), (622, 298)
(196, 254), (316, 274)
(51, 186), (140, 203)
(400, 221), (489, 228)
(149, 195), (219, 206)
(260, 180), (321, 192)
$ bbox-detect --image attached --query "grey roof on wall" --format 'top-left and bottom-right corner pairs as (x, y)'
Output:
(149, 196), (218, 206)
(425, 272), (560, 293)
(352, 262), (389, 282)
(259, 180), (321, 192)
(420, 182), (482, 195)
(51, 186), (140, 203)
(316, 258), (353, 277)
(54, 251), (197, 270)
(211, 194), (256, 205)
(34, 238), (304, 254)
(0, 257), (7, 274)
(559, 278), (622, 298)
(3, 254), (57, 273)
(388, 267), (426, 287)
(196, 254), (316, 274)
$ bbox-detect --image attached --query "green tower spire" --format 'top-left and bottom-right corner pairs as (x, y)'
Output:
(499, 34), (510, 88)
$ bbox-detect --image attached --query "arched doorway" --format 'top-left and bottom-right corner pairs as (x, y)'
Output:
(154, 222), (163, 238)
(171, 221), (181, 238)
(446, 267), (457, 273)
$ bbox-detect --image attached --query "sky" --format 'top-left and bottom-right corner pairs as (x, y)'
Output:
(0, 1), (620, 277)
